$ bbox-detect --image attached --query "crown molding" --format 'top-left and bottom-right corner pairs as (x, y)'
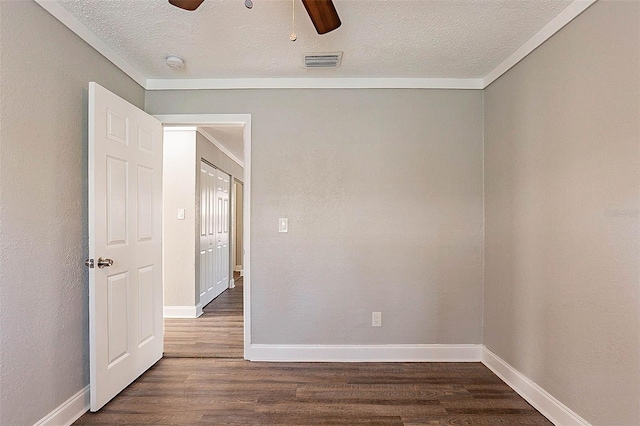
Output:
(197, 127), (245, 168)
(482, 0), (597, 88)
(38, 0), (595, 91)
(145, 78), (483, 90)
(34, 0), (147, 88)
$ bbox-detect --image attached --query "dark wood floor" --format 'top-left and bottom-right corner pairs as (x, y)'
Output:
(74, 359), (551, 425)
(163, 275), (244, 358)
(75, 273), (552, 425)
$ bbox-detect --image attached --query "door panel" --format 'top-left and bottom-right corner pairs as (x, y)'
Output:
(199, 161), (217, 306)
(138, 266), (155, 345)
(106, 157), (128, 245)
(89, 82), (163, 411)
(137, 166), (153, 242)
(215, 170), (231, 296)
(107, 272), (129, 365)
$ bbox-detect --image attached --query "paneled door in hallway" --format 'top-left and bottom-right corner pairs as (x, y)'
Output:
(214, 169), (231, 297)
(199, 161), (216, 306)
(199, 161), (231, 307)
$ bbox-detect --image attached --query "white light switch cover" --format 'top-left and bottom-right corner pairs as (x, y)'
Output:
(177, 209), (185, 220)
(279, 218), (288, 233)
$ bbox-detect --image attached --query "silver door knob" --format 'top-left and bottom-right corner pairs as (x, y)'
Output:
(97, 257), (114, 269)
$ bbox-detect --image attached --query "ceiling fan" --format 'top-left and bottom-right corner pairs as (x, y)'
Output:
(168, 0), (341, 34)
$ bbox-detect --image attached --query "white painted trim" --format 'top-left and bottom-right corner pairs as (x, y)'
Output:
(197, 127), (245, 168)
(481, 347), (591, 426)
(163, 305), (202, 318)
(33, 385), (89, 426)
(33, 0), (146, 88)
(234, 265), (242, 272)
(229, 278), (236, 289)
(145, 78), (484, 91)
(482, 0), (596, 87)
(247, 344), (482, 362)
(38, 0), (593, 91)
(242, 117), (252, 360)
(155, 114), (252, 361)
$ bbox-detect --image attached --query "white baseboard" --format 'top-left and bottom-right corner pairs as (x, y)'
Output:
(229, 278), (236, 289)
(29, 345), (587, 426)
(234, 265), (242, 272)
(481, 347), (591, 426)
(34, 385), (89, 426)
(163, 305), (203, 318)
(248, 344), (482, 362)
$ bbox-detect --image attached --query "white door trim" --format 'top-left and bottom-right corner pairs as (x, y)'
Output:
(154, 114), (252, 359)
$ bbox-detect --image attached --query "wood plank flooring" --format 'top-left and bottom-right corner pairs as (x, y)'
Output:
(163, 276), (244, 358)
(74, 359), (551, 425)
(75, 273), (552, 425)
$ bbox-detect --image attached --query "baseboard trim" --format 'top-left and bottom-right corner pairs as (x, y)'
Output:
(33, 385), (89, 426)
(229, 278), (236, 289)
(163, 305), (202, 318)
(29, 346), (589, 426)
(481, 347), (591, 426)
(248, 344), (482, 362)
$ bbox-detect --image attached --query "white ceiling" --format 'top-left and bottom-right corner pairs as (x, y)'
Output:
(53, 0), (580, 85)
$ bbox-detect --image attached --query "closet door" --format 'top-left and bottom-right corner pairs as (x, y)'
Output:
(199, 161), (216, 307)
(214, 169), (231, 297)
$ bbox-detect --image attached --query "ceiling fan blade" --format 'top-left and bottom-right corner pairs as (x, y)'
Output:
(301, 0), (341, 35)
(168, 0), (205, 11)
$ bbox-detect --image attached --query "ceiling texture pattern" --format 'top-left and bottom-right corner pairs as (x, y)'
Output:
(56, 0), (575, 80)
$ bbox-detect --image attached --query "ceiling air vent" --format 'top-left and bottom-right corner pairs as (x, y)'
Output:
(303, 52), (343, 68)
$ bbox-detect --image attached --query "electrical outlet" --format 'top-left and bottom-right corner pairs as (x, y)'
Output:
(372, 311), (382, 327)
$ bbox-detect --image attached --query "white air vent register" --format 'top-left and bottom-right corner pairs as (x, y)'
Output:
(303, 52), (343, 68)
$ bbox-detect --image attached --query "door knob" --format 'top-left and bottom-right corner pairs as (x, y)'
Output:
(97, 257), (114, 269)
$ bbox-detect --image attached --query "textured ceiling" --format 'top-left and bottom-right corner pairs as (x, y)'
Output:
(57, 0), (572, 79)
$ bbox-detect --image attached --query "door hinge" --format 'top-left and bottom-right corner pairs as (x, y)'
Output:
(85, 258), (95, 268)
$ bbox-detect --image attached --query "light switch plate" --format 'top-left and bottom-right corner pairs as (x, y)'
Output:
(372, 312), (382, 327)
(279, 218), (288, 233)
(177, 209), (185, 220)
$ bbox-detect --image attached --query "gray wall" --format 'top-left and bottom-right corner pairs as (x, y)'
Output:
(146, 89), (485, 345)
(483, 2), (640, 425)
(0, 1), (145, 425)
(196, 131), (243, 180)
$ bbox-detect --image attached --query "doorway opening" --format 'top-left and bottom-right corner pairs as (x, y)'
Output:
(156, 114), (251, 360)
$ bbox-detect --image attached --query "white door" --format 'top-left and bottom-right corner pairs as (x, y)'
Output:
(199, 161), (217, 307)
(88, 82), (163, 411)
(215, 170), (231, 296)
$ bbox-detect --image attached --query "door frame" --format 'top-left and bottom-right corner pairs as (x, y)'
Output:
(154, 114), (252, 360)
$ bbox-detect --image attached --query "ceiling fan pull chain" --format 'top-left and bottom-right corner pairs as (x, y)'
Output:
(290, 0), (297, 41)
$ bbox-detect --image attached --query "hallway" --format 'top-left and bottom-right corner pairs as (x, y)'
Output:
(164, 274), (244, 359)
